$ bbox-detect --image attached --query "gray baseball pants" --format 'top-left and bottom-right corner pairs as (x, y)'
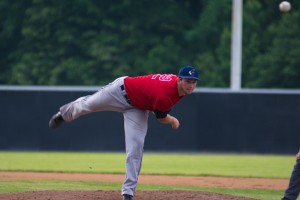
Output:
(59, 76), (149, 196)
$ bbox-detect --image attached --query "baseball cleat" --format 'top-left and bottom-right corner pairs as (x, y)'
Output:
(49, 112), (64, 128)
(122, 194), (133, 200)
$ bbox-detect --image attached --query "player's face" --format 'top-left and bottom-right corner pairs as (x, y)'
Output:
(178, 78), (197, 96)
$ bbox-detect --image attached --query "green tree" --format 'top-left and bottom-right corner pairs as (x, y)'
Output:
(243, 0), (300, 88)
(185, 0), (232, 87)
(10, 0), (106, 85)
(6, 0), (203, 85)
(248, 11), (300, 88)
(1, 0), (300, 88)
(0, 0), (30, 84)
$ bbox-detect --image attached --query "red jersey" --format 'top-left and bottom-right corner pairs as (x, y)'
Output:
(124, 74), (182, 112)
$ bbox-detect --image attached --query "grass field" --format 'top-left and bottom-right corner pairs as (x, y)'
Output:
(0, 151), (296, 200)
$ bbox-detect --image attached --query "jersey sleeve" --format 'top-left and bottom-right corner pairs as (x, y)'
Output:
(153, 110), (170, 119)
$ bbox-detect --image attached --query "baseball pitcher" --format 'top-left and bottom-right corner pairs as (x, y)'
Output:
(49, 65), (200, 200)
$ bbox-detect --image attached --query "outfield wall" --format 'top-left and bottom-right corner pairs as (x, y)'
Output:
(0, 86), (299, 154)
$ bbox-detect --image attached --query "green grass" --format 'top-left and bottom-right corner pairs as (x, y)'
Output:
(0, 151), (126, 174)
(0, 180), (122, 193)
(0, 151), (295, 178)
(0, 151), (295, 199)
(142, 153), (294, 178)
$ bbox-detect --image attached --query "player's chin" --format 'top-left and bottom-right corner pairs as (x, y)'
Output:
(185, 90), (193, 95)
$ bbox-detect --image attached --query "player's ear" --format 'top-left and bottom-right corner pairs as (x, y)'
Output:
(177, 78), (181, 84)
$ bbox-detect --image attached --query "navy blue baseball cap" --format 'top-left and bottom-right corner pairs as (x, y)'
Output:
(178, 66), (200, 80)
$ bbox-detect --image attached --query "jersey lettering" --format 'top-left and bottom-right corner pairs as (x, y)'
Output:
(151, 74), (173, 81)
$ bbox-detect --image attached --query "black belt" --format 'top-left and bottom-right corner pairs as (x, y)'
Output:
(120, 85), (132, 105)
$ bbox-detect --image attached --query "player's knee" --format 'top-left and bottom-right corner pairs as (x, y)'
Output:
(126, 147), (144, 159)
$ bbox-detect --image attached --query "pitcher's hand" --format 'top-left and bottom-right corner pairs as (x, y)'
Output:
(171, 117), (180, 129)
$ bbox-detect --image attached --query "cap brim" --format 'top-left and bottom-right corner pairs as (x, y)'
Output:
(179, 76), (200, 80)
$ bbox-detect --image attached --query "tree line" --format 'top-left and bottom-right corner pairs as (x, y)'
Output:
(0, 0), (300, 88)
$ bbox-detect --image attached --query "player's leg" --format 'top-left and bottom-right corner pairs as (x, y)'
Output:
(282, 159), (300, 200)
(121, 109), (149, 197)
(49, 76), (131, 128)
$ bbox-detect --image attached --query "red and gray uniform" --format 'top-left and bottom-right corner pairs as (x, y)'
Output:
(124, 74), (182, 118)
(59, 74), (181, 197)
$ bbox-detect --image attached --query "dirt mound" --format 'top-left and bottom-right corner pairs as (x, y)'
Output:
(0, 190), (256, 200)
(0, 172), (286, 199)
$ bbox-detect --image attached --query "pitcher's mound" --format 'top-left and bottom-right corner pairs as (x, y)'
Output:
(0, 190), (256, 200)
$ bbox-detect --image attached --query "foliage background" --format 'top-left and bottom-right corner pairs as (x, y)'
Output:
(0, 0), (300, 88)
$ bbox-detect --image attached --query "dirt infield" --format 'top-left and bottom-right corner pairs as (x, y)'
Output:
(0, 190), (257, 200)
(0, 172), (288, 200)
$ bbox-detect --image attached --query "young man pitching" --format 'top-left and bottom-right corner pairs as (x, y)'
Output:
(49, 65), (200, 200)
